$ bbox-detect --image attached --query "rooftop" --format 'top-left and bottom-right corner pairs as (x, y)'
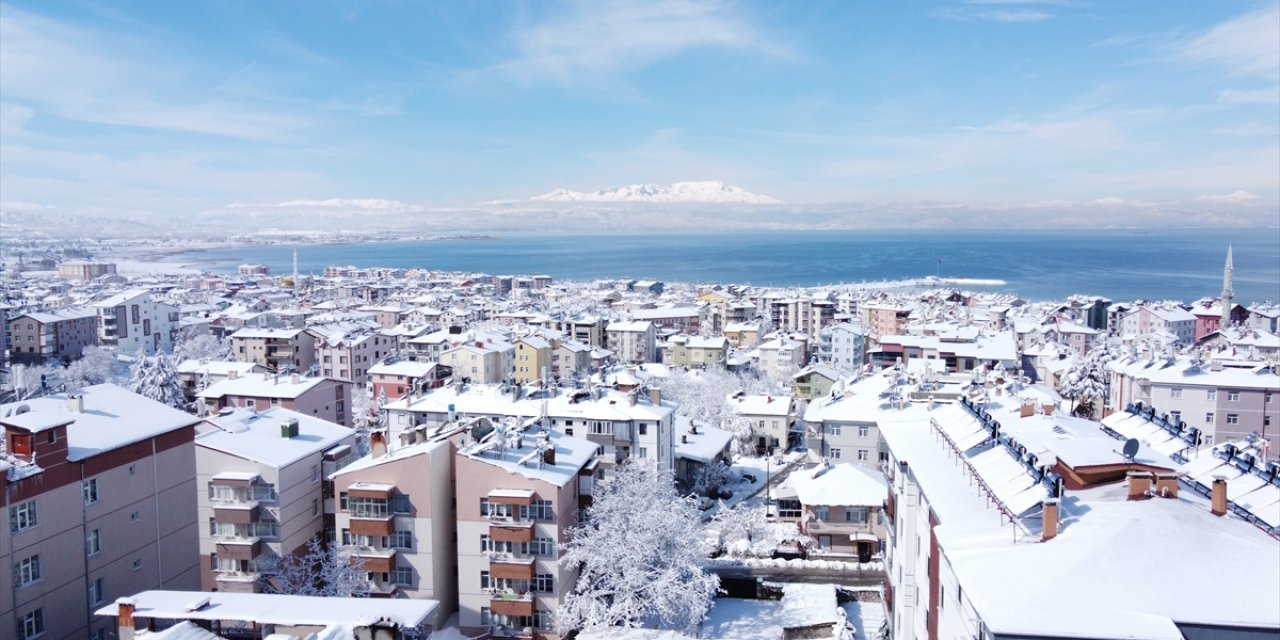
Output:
(197, 407), (355, 468)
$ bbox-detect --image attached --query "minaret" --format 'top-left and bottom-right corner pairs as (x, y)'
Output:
(292, 248), (299, 294)
(1220, 245), (1233, 329)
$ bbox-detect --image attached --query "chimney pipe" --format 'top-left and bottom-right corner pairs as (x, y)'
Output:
(116, 597), (137, 640)
(371, 431), (388, 458)
(1154, 472), (1179, 499)
(542, 444), (556, 466)
(1127, 471), (1153, 500)
(648, 388), (661, 406)
(1041, 499), (1059, 542)
(67, 394), (85, 413)
(1211, 475), (1228, 516)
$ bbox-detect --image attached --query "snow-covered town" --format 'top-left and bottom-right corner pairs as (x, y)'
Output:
(1, 239), (1277, 640)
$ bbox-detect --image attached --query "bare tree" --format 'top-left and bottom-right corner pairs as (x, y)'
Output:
(269, 536), (369, 597)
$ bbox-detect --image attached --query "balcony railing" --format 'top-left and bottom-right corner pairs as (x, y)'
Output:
(807, 519), (874, 535)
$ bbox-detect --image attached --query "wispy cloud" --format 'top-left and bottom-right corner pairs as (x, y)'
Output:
(484, 0), (786, 85)
(1169, 4), (1280, 79)
(0, 6), (310, 141)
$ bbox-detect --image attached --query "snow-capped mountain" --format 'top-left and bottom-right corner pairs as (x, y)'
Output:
(532, 180), (783, 204)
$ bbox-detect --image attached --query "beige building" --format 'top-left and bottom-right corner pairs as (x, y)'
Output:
(552, 340), (592, 381)
(195, 407), (357, 593)
(514, 336), (554, 385)
(1, 384), (201, 640)
(57, 261), (117, 280)
(455, 428), (600, 638)
(663, 335), (729, 369)
(7, 309), (99, 364)
(330, 430), (458, 627)
(606, 320), (657, 364)
(175, 360), (269, 404)
(229, 327), (317, 373)
(198, 372), (353, 427)
(441, 341), (509, 384)
(310, 323), (396, 384)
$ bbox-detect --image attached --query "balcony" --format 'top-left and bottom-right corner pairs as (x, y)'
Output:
(213, 502), (262, 525)
(215, 537), (263, 561)
(486, 590), (536, 617)
(352, 547), (397, 573)
(487, 552), (536, 580)
(349, 515), (394, 536)
(489, 519), (535, 543)
(806, 519), (876, 537)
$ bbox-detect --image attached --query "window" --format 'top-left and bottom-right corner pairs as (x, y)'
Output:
(391, 494), (411, 513)
(312, 499), (320, 516)
(532, 573), (554, 593)
(9, 500), (38, 532)
(1206, 412), (1215, 424)
(1170, 388), (1182, 399)
(87, 529), (101, 556)
(389, 531), (413, 549)
(480, 607), (492, 626)
(480, 534), (490, 553)
(392, 567), (413, 585)
(638, 447), (647, 459)
(15, 554), (41, 587)
(530, 537), (556, 557)
(89, 577), (104, 604)
(778, 499), (802, 519)
(1227, 414), (1239, 425)
(858, 425), (870, 437)
(588, 420), (613, 435)
(349, 497), (389, 518)
(19, 608), (44, 640)
(1170, 411), (1181, 423)
(1207, 389), (1217, 401)
(814, 506), (830, 521)
(829, 447), (842, 460)
(528, 499), (554, 521)
(845, 507), (868, 523)
(480, 571), (491, 590)
(479, 498), (490, 516)
(828, 424), (842, 436)
(130, 511), (140, 523)
(857, 449), (869, 462)
(339, 492), (349, 511)
(83, 478), (99, 506)
(132, 559), (142, 572)
(1228, 391), (1240, 402)
(638, 423), (648, 435)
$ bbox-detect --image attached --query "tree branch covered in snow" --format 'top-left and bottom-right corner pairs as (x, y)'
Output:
(127, 353), (187, 409)
(656, 368), (781, 455)
(556, 462), (720, 634)
(269, 536), (368, 597)
(63, 346), (122, 390)
(1060, 340), (1119, 418)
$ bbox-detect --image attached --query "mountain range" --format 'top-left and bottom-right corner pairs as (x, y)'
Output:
(532, 180), (783, 204)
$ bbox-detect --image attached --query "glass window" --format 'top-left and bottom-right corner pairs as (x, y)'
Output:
(89, 577), (104, 604)
(392, 567), (413, 585)
(389, 531), (413, 549)
(1207, 389), (1217, 400)
(83, 479), (99, 506)
(1228, 391), (1240, 402)
(778, 499), (802, 519)
(390, 494), (411, 513)
(19, 608), (44, 640)
(1227, 414), (1239, 425)
(9, 500), (38, 532)
(15, 554), (41, 586)
(1170, 388), (1182, 399)
(87, 529), (101, 555)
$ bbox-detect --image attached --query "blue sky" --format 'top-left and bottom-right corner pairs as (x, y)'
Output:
(1, 1), (1277, 225)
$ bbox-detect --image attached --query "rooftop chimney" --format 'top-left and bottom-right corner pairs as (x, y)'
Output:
(1154, 472), (1179, 499)
(542, 444), (556, 467)
(291, 373), (300, 384)
(1042, 403), (1055, 416)
(1041, 499), (1059, 542)
(371, 431), (388, 458)
(116, 597), (137, 640)
(67, 394), (84, 413)
(648, 388), (662, 406)
(1020, 402), (1035, 418)
(1127, 471), (1153, 500)
(228, 370), (238, 380)
(1211, 475), (1228, 516)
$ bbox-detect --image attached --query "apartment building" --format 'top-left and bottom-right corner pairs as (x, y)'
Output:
(756, 335), (807, 381)
(93, 289), (179, 355)
(514, 336), (554, 385)
(606, 320), (657, 364)
(631, 306), (704, 335)
(384, 383), (677, 473)
(369, 360), (451, 401)
(229, 327), (317, 373)
(860, 302), (912, 340)
(729, 393), (799, 452)
(880, 394), (1279, 639)
(814, 321), (867, 373)
(7, 309), (98, 364)
(57, 261), (118, 280)
(310, 324), (396, 385)
(195, 407), (357, 593)
(441, 340), (511, 385)
(1108, 355), (1279, 449)
(198, 372), (353, 427)
(1118, 304), (1197, 344)
(663, 335), (729, 369)
(330, 430), (457, 626)
(175, 360), (269, 404)
(1, 384), (201, 640)
(455, 427), (599, 638)
(775, 462), (886, 560)
(551, 340), (592, 381)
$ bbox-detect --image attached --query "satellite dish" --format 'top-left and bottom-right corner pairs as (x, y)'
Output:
(1122, 438), (1140, 461)
(14, 404), (31, 415)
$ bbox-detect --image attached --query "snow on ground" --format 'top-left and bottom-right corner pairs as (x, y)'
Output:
(709, 557), (884, 572)
(703, 450), (806, 520)
(699, 597), (785, 640)
(842, 600), (886, 640)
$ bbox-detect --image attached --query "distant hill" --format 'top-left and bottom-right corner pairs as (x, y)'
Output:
(533, 180), (783, 204)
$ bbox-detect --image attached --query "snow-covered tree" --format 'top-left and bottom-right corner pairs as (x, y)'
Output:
(555, 462), (720, 634)
(64, 346), (120, 390)
(690, 459), (735, 497)
(350, 386), (378, 456)
(10, 363), (62, 399)
(269, 536), (368, 597)
(175, 333), (231, 362)
(1060, 341), (1118, 418)
(713, 502), (814, 559)
(127, 353), (186, 408)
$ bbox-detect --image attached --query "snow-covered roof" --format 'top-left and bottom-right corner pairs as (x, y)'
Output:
(197, 407), (355, 468)
(198, 373), (335, 400)
(367, 360), (439, 377)
(1, 384), (199, 461)
(1110, 355), (1278, 390)
(175, 360), (264, 376)
(459, 429), (597, 487)
(791, 463), (886, 507)
(730, 394), (793, 417)
(330, 437), (448, 478)
(608, 320), (653, 333)
(95, 590), (437, 630)
(674, 417), (733, 464)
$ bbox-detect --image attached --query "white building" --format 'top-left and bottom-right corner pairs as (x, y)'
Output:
(606, 320), (657, 364)
(94, 289), (179, 355)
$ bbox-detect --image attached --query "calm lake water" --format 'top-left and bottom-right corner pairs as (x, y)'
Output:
(175, 229), (1279, 303)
